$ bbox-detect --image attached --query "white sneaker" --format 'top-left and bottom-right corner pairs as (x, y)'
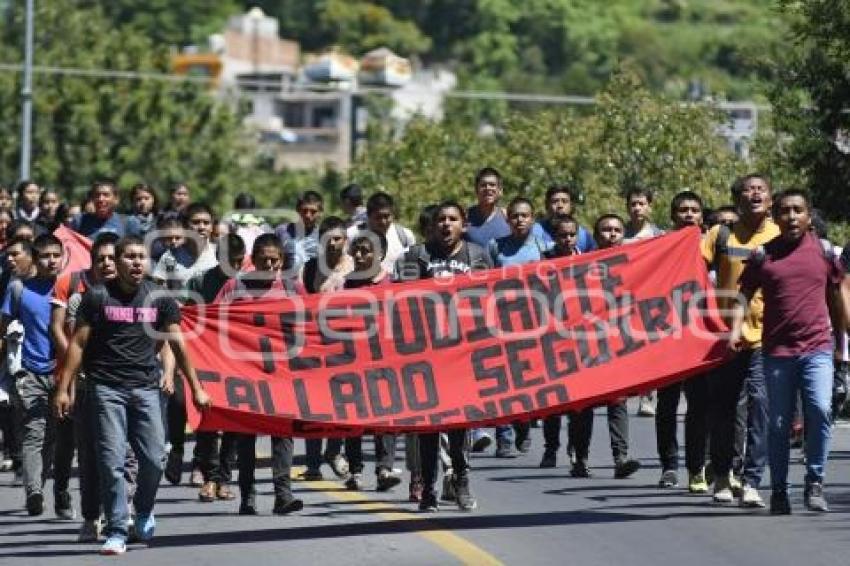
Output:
(713, 477), (734, 504)
(637, 395), (656, 417)
(740, 485), (766, 508)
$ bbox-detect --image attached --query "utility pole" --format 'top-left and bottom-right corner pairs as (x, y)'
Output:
(20, 0), (34, 179)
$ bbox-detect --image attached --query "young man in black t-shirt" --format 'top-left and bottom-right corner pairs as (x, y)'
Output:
(54, 236), (211, 555)
(396, 201), (492, 512)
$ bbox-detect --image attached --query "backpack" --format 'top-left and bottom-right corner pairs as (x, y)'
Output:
(747, 236), (836, 267)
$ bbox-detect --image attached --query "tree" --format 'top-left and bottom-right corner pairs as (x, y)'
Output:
(0, 0), (299, 210)
(352, 67), (744, 228)
(766, 0), (850, 220)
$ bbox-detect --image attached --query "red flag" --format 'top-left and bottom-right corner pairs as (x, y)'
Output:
(54, 224), (91, 273)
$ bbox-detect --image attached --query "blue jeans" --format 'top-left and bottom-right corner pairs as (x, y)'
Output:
(764, 351), (833, 492)
(94, 384), (165, 539)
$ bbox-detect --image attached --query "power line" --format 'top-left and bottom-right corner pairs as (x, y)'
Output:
(0, 62), (770, 110)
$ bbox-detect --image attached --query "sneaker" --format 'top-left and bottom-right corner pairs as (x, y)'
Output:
(408, 474), (424, 503)
(494, 441), (514, 458)
(688, 470), (709, 494)
(345, 472), (364, 490)
(713, 476), (734, 504)
(0, 458), (12, 472)
(729, 474), (743, 498)
(770, 490), (792, 515)
(570, 461), (592, 478)
(441, 469), (456, 502)
(637, 394), (656, 416)
(272, 495), (304, 515)
(239, 492), (258, 515)
(100, 535), (127, 556)
(198, 481), (217, 502)
(300, 468), (324, 481)
(740, 485), (765, 508)
(78, 519), (102, 542)
(471, 431), (493, 453)
(376, 468), (402, 492)
(658, 469), (679, 488)
(614, 458), (641, 479)
(419, 492), (439, 512)
(189, 466), (204, 487)
(453, 474), (477, 511)
(164, 450), (182, 485)
(216, 483), (235, 501)
(135, 513), (155, 542)
(539, 450), (557, 469)
(54, 490), (76, 520)
(325, 454), (349, 479)
(804, 482), (829, 512)
(25, 490), (44, 516)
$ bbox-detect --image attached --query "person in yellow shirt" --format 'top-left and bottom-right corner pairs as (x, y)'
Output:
(701, 174), (779, 509)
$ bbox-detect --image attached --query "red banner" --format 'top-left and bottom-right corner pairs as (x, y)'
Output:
(55, 225), (92, 273)
(183, 227), (728, 437)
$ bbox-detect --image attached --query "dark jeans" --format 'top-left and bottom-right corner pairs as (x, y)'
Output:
(655, 374), (709, 474)
(0, 402), (20, 467)
(567, 400), (630, 464)
(93, 384), (164, 539)
(167, 374), (187, 453)
(345, 434), (396, 474)
(543, 414), (564, 452)
(709, 349), (767, 488)
(305, 437), (343, 471)
(76, 379), (138, 521)
(419, 429), (469, 495)
(237, 435), (293, 499)
(195, 431), (237, 484)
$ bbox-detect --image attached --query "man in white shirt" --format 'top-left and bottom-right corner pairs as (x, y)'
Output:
(347, 192), (415, 274)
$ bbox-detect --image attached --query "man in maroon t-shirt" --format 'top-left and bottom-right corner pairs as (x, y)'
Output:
(733, 189), (844, 515)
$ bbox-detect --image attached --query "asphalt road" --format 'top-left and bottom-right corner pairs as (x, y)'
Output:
(1, 400), (848, 566)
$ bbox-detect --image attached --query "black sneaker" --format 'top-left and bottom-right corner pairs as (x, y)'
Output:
(453, 475), (477, 512)
(539, 450), (557, 468)
(770, 490), (791, 515)
(272, 495), (304, 515)
(164, 450), (183, 486)
(419, 492), (439, 512)
(570, 460), (592, 478)
(376, 468), (402, 492)
(657, 469), (679, 488)
(614, 458), (641, 479)
(804, 482), (829, 513)
(471, 432), (493, 453)
(54, 490), (76, 520)
(239, 492), (257, 515)
(26, 490), (44, 516)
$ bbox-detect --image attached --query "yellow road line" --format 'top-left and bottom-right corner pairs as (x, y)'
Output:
(292, 468), (503, 566)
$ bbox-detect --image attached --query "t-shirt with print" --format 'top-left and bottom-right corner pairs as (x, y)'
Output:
(77, 279), (180, 388)
(395, 241), (492, 281)
(1, 277), (55, 374)
(701, 218), (780, 349)
(739, 232), (843, 357)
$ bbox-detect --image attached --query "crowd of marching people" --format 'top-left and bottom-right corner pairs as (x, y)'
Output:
(0, 170), (848, 555)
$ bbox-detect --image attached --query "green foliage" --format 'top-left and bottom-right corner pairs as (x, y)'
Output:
(0, 0), (300, 210)
(89, 0), (241, 47)
(352, 67), (744, 229)
(766, 0), (850, 221)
